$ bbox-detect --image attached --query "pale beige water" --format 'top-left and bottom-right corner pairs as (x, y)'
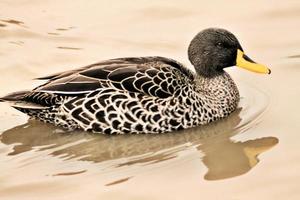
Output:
(0, 0), (299, 199)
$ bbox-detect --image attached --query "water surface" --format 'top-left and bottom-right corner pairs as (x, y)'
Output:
(0, 0), (299, 199)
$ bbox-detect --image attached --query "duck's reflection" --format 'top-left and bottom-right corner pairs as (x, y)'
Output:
(199, 134), (278, 180)
(0, 108), (278, 181)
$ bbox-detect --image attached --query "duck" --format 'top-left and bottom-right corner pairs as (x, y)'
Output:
(0, 28), (271, 134)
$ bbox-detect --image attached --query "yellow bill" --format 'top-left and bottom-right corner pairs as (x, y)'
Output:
(236, 49), (271, 74)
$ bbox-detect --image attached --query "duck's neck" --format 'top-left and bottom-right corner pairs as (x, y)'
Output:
(194, 71), (240, 111)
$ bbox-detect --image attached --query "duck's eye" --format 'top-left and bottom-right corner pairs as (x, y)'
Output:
(216, 42), (223, 48)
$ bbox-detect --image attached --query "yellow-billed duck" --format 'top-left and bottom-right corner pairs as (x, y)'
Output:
(0, 28), (271, 134)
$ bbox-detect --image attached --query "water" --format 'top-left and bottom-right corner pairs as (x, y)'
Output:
(0, 0), (299, 199)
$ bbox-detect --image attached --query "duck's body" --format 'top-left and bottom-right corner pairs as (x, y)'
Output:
(0, 28), (270, 134)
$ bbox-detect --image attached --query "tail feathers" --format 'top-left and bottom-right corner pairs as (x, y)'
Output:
(11, 101), (48, 110)
(0, 90), (29, 102)
(0, 90), (49, 110)
(1, 90), (62, 108)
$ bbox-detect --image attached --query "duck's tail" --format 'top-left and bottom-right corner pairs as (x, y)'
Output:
(0, 90), (30, 102)
(0, 91), (49, 112)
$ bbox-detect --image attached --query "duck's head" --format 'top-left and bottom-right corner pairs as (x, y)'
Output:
(188, 28), (271, 77)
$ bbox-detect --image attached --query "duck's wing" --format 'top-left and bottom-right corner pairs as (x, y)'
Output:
(35, 56), (195, 98)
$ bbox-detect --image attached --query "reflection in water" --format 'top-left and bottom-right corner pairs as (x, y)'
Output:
(201, 136), (278, 180)
(0, 19), (25, 26)
(105, 177), (132, 186)
(288, 55), (300, 58)
(57, 46), (83, 50)
(0, 108), (278, 181)
(47, 32), (60, 36)
(8, 41), (24, 46)
(52, 170), (87, 176)
(56, 27), (76, 31)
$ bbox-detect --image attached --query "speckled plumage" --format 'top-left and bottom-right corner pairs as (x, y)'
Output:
(4, 56), (239, 134)
(0, 28), (249, 134)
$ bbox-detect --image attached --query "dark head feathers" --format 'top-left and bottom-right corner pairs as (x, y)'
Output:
(188, 28), (243, 77)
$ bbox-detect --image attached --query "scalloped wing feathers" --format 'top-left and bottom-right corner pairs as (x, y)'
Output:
(35, 57), (194, 98)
